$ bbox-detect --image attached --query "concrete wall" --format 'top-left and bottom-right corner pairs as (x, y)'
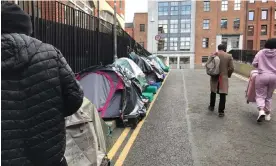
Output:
(233, 61), (255, 77)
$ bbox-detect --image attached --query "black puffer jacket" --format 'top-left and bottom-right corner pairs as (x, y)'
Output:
(1, 33), (84, 166)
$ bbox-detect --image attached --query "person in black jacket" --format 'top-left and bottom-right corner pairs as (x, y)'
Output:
(1, 2), (84, 166)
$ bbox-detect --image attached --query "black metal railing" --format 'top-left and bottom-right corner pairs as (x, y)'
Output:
(229, 49), (258, 64)
(1, 1), (151, 72)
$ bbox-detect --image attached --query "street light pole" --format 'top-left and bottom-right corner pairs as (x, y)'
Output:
(113, 0), (118, 61)
(150, 18), (155, 54)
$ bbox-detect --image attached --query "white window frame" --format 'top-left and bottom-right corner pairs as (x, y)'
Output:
(203, 19), (210, 29)
(181, 5), (191, 15)
(234, 0), (241, 10)
(203, 1), (210, 12)
(221, 0), (228, 11)
(170, 38), (178, 51)
(170, 20), (178, 33)
(158, 20), (168, 33)
(262, 0), (267, 3)
(180, 37), (191, 51)
(249, 0), (255, 3)
(202, 38), (209, 48)
(248, 11), (254, 21)
(181, 19), (191, 33)
(261, 10), (268, 20)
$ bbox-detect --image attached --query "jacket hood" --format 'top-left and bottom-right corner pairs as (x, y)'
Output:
(1, 33), (41, 71)
(263, 49), (276, 58)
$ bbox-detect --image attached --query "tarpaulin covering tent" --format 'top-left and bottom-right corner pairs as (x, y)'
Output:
(65, 97), (110, 166)
(148, 55), (170, 72)
(129, 52), (153, 74)
(114, 58), (148, 92)
(129, 52), (164, 84)
(76, 65), (146, 127)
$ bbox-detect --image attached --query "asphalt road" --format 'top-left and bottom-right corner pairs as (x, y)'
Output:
(123, 69), (276, 166)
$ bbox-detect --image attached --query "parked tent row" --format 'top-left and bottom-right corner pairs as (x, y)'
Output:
(64, 51), (170, 166)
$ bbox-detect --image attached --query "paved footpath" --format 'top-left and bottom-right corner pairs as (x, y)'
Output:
(123, 69), (276, 166)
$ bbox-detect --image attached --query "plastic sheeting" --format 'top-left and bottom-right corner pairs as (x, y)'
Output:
(65, 97), (110, 166)
(114, 58), (148, 92)
(129, 52), (153, 74)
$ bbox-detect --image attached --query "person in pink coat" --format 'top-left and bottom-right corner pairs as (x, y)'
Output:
(252, 38), (276, 122)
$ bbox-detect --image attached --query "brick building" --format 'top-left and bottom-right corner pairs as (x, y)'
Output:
(133, 13), (148, 49)
(125, 23), (134, 38)
(195, 0), (246, 66)
(244, 0), (276, 50)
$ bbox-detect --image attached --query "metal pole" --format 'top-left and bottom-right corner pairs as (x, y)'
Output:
(97, 0), (100, 64)
(113, 0), (118, 61)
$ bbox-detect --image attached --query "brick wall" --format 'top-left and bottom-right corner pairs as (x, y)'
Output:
(133, 13), (148, 49)
(195, 0), (246, 65)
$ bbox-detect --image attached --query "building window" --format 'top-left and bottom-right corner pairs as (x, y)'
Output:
(203, 19), (210, 29)
(247, 40), (253, 50)
(233, 18), (240, 29)
(170, 37), (178, 51)
(231, 38), (239, 49)
(181, 19), (191, 33)
(181, 5), (191, 15)
(261, 25), (267, 35)
(202, 38), (209, 48)
(222, 38), (228, 46)
(203, 1), (210, 12)
(158, 2), (169, 16)
(262, 0), (267, 3)
(247, 25), (254, 36)
(275, 9), (276, 19)
(180, 37), (191, 51)
(170, 20), (178, 33)
(249, 0), (254, 3)
(140, 24), (145, 32)
(261, 10), (268, 20)
(158, 38), (168, 51)
(202, 56), (209, 63)
(164, 38), (168, 51)
(221, 0), (228, 11)
(260, 40), (266, 49)
(158, 20), (168, 33)
(234, 0), (241, 10)
(221, 19), (228, 29)
(170, 2), (179, 15)
(248, 11), (254, 21)
(275, 24), (276, 36)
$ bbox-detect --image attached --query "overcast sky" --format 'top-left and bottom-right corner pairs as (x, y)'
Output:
(125, 0), (148, 23)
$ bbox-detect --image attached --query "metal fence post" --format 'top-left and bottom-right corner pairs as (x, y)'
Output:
(113, 0), (117, 61)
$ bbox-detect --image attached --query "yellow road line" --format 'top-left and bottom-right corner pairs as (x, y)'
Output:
(114, 72), (170, 166)
(108, 128), (131, 160)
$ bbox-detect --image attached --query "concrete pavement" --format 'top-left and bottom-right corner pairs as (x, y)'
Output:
(122, 69), (276, 166)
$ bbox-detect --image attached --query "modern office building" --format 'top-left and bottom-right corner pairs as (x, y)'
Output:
(195, 0), (246, 67)
(244, 0), (276, 50)
(148, 0), (196, 69)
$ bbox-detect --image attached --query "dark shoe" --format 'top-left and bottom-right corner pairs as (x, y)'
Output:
(218, 111), (225, 117)
(208, 106), (214, 111)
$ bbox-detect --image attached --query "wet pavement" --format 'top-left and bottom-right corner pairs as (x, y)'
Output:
(123, 69), (276, 166)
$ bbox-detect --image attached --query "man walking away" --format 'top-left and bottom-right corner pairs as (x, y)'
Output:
(1, 2), (83, 166)
(208, 44), (234, 117)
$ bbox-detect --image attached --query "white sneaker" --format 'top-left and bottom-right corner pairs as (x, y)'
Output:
(257, 110), (266, 122)
(265, 114), (271, 121)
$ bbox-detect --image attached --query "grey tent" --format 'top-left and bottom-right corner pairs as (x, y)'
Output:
(64, 97), (110, 166)
(76, 65), (146, 128)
